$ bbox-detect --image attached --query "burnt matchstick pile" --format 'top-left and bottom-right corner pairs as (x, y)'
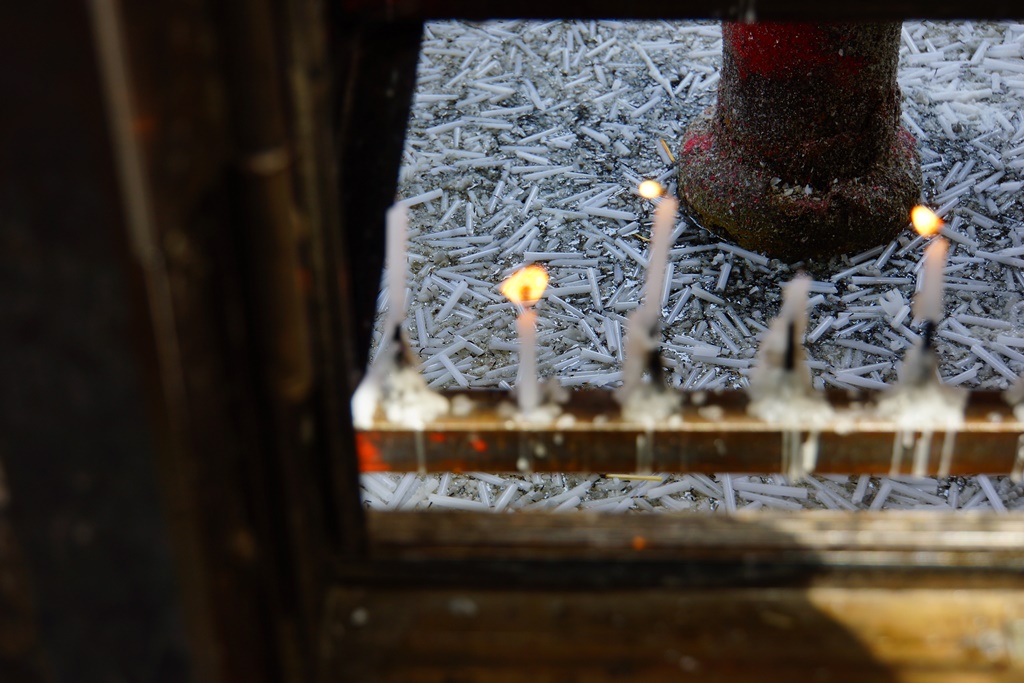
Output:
(359, 19), (1024, 513)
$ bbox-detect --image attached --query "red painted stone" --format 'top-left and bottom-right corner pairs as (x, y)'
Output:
(726, 23), (865, 83)
(682, 131), (713, 154)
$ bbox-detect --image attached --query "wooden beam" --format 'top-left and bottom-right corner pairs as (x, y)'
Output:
(323, 584), (1024, 682)
(362, 511), (1024, 583)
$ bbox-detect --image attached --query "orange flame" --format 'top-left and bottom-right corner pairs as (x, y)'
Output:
(911, 205), (942, 237)
(638, 180), (663, 199)
(501, 265), (548, 306)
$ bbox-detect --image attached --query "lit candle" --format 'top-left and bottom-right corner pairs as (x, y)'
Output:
(621, 182), (678, 399)
(638, 181), (678, 318)
(501, 265), (549, 416)
(874, 205), (964, 478)
(384, 202), (409, 331)
(910, 205), (947, 340)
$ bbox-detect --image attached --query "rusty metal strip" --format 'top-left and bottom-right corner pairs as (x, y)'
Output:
(356, 389), (1024, 475)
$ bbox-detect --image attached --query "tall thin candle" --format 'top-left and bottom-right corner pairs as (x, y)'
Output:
(875, 205), (964, 478)
(914, 237), (948, 326)
(910, 205), (948, 337)
(614, 181), (679, 411)
(385, 203), (408, 330)
(637, 181), (678, 321)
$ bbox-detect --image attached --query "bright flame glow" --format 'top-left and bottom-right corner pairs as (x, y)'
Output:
(638, 180), (663, 200)
(501, 265), (549, 306)
(911, 205), (942, 237)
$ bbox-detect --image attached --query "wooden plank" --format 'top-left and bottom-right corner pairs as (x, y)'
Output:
(370, 510), (1024, 556)
(348, 512), (1024, 590)
(323, 586), (1024, 682)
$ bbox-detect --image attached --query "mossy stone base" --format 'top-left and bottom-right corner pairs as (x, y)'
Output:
(677, 112), (921, 261)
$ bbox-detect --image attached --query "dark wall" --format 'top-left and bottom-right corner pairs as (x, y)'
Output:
(0, 4), (194, 683)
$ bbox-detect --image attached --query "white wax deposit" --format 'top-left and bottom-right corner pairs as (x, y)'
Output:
(873, 326), (965, 478)
(516, 308), (540, 415)
(748, 370), (834, 429)
(642, 195), (678, 315)
(1007, 371), (1024, 401)
(913, 237), (948, 323)
(875, 379), (966, 433)
(620, 383), (681, 424)
(381, 365), (450, 427)
(350, 370), (382, 429)
(385, 203), (409, 329)
(351, 361), (450, 430)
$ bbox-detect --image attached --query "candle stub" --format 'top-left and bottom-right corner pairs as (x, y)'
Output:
(747, 275), (832, 480)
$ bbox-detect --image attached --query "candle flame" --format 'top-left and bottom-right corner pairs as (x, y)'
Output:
(501, 265), (548, 307)
(911, 205), (942, 237)
(638, 180), (663, 199)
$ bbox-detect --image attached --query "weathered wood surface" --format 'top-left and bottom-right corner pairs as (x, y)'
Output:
(360, 511), (1024, 586)
(324, 585), (1024, 682)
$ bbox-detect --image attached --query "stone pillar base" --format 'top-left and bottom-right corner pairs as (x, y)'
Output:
(679, 111), (920, 260)
(678, 23), (921, 261)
